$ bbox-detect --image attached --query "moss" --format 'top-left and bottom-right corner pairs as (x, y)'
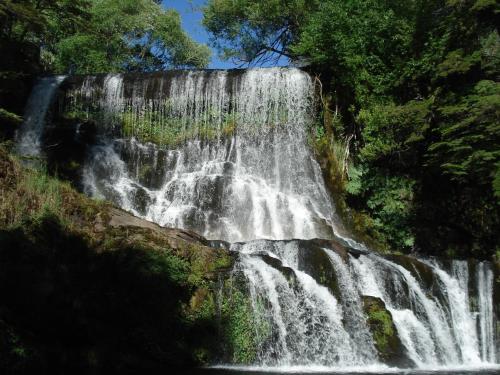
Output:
(362, 296), (412, 367)
(364, 298), (393, 346)
(119, 108), (238, 146)
(0, 108), (22, 127)
(220, 283), (258, 364)
(189, 288), (216, 319)
(369, 309), (394, 352)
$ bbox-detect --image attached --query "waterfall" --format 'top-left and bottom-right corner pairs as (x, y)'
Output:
(324, 249), (378, 362)
(477, 262), (496, 363)
(231, 241), (375, 367)
(16, 76), (66, 157)
(350, 254), (498, 368)
(426, 260), (481, 364)
(22, 68), (498, 370)
(74, 68), (347, 243)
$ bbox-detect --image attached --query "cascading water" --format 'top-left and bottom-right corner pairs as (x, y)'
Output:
(72, 68), (349, 244)
(20, 68), (498, 371)
(350, 254), (498, 368)
(16, 75), (66, 157)
(477, 262), (497, 363)
(230, 241), (376, 367)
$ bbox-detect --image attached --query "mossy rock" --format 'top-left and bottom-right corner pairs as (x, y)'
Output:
(362, 296), (414, 368)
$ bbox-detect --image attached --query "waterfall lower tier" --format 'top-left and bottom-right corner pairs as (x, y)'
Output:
(18, 68), (498, 370)
(222, 239), (497, 369)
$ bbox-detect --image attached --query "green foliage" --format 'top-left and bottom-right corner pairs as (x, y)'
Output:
(203, 0), (319, 64)
(293, 0), (415, 107)
(54, 0), (211, 73)
(0, 154), (61, 226)
(0, 0), (90, 44)
(345, 164), (363, 196)
(0, 144), (110, 233)
(369, 309), (394, 352)
(0, 1), (89, 116)
(426, 80), (500, 194)
(362, 294), (411, 367)
(364, 175), (416, 249)
(220, 283), (258, 364)
(494, 163), (500, 200)
(0, 108), (22, 126)
(0, 0), (210, 77)
(358, 100), (431, 166)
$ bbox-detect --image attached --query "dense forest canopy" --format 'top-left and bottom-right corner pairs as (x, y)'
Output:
(204, 0), (500, 257)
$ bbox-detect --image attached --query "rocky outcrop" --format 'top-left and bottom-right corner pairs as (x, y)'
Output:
(106, 207), (211, 247)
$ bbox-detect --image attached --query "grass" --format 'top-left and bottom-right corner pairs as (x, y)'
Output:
(0, 145), (105, 230)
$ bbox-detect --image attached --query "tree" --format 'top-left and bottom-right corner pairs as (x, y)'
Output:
(54, 0), (211, 73)
(203, 0), (319, 65)
(0, 0), (91, 126)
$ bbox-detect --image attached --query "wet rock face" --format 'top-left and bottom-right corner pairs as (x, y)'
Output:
(43, 116), (97, 187)
(386, 254), (436, 291)
(129, 184), (152, 216)
(294, 239), (343, 300)
(362, 296), (414, 368)
(257, 253), (296, 283)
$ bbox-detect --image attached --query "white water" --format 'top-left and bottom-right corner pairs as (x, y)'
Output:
(78, 69), (345, 243)
(324, 249), (378, 362)
(16, 76), (66, 157)
(22, 68), (498, 370)
(350, 254), (497, 367)
(232, 241), (375, 367)
(477, 262), (496, 363)
(426, 260), (481, 364)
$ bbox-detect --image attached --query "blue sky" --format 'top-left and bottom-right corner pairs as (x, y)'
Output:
(162, 0), (235, 69)
(163, 0), (288, 69)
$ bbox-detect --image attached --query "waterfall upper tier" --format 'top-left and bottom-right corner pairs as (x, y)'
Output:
(54, 68), (353, 244)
